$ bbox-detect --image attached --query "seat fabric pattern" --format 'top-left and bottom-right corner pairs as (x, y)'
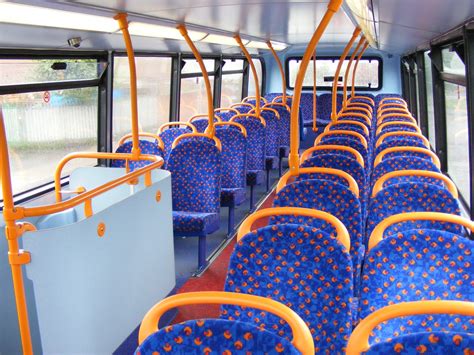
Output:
(299, 93), (317, 127)
(378, 116), (414, 124)
(375, 93), (403, 106)
(294, 172), (351, 189)
(135, 318), (300, 355)
(222, 223), (353, 353)
(215, 110), (236, 122)
(111, 140), (163, 171)
(321, 136), (370, 167)
(233, 116), (266, 172)
(266, 104), (291, 150)
(190, 118), (210, 133)
(215, 127), (247, 189)
(363, 332), (474, 355)
(329, 124), (369, 140)
(319, 93), (343, 123)
(264, 92), (281, 102)
(159, 127), (192, 162)
(371, 156), (440, 186)
(172, 211), (220, 234)
(233, 105), (253, 114)
(261, 110), (280, 159)
(360, 229), (474, 341)
(375, 137), (427, 156)
(336, 116), (371, 130)
(377, 125), (418, 137)
(366, 183), (461, 245)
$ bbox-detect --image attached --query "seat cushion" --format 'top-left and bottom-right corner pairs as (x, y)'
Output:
(220, 188), (246, 207)
(265, 156), (279, 170)
(173, 211), (220, 235)
(246, 170), (265, 186)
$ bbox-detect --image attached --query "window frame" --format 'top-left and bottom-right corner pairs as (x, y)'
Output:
(284, 55), (383, 91)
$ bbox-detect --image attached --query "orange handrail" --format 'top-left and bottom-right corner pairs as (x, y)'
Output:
(331, 28), (361, 121)
(289, 0), (344, 176)
(375, 121), (420, 136)
(371, 170), (457, 198)
(214, 107), (239, 115)
(235, 35), (261, 116)
(337, 112), (371, 126)
(374, 146), (440, 168)
(263, 102), (291, 113)
(346, 101), (373, 113)
(172, 132), (222, 151)
(242, 95), (268, 105)
(325, 120), (369, 137)
(343, 37), (365, 107)
(249, 106), (280, 119)
(380, 96), (407, 105)
(158, 121), (197, 133)
(189, 114), (222, 124)
(214, 121), (248, 137)
(350, 41), (369, 99)
(377, 113), (417, 125)
(237, 207), (350, 251)
(178, 24), (215, 136)
(272, 94), (293, 104)
(267, 41), (287, 104)
(118, 132), (165, 151)
(229, 113), (266, 127)
(349, 95), (375, 107)
(375, 131), (430, 148)
(230, 102), (255, 110)
(378, 102), (407, 111)
(340, 106), (372, 118)
(368, 212), (474, 252)
(315, 130), (368, 149)
(138, 291), (315, 355)
(276, 167), (359, 197)
(346, 301), (474, 355)
(377, 107), (410, 119)
(301, 144), (365, 168)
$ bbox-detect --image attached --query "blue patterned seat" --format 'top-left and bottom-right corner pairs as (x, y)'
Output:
(329, 123), (369, 141)
(375, 93), (403, 107)
(189, 118), (208, 133)
(136, 318), (300, 354)
(299, 92), (317, 127)
(260, 109), (280, 190)
(376, 124), (419, 138)
(232, 104), (253, 114)
(321, 136), (371, 172)
(222, 223), (353, 353)
(318, 93), (343, 125)
(215, 109), (237, 122)
(371, 156), (440, 186)
(215, 126), (247, 235)
(336, 115), (371, 131)
(111, 140), (163, 171)
(365, 183), (461, 246)
(360, 229), (474, 341)
(264, 92), (283, 102)
(159, 126), (193, 163)
(166, 140), (221, 270)
(272, 179), (364, 291)
(378, 116), (415, 126)
(375, 136), (428, 156)
(264, 103), (291, 175)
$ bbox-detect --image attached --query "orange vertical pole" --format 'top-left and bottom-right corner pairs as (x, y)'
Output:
(114, 13), (141, 158)
(331, 28), (361, 121)
(178, 24), (215, 135)
(343, 36), (365, 109)
(351, 41), (370, 98)
(266, 41), (287, 104)
(235, 35), (261, 116)
(1, 109), (33, 355)
(289, 0), (344, 175)
(312, 50), (317, 132)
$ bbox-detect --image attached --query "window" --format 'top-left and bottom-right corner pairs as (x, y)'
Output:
(221, 59), (244, 106)
(248, 58), (263, 96)
(442, 48), (465, 75)
(286, 56), (381, 90)
(414, 62), (420, 120)
(445, 82), (470, 205)
(113, 56), (171, 149)
(424, 51), (436, 149)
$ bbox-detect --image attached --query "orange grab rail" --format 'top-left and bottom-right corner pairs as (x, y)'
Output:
(276, 167), (360, 197)
(237, 207), (350, 251)
(242, 95), (268, 104)
(267, 41), (288, 104)
(374, 146), (440, 168)
(337, 112), (372, 126)
(346, 300), (474, 355)
(138, 291), (315, 355)
(214, 107), (239, 115)
(172, 133), (222, 151)
(380, 96), (407, 105)
(289, 0), (344, 176)
(178, 24), (215, 136)
(229, 113), (266, 127)
(346, 101), (373, 113)
(375, 131), (430, 148)
(189, 114), (222, 123)
(249, 106), (281, 119)
(214, 121), (248, 137)
(272, 94), (293, 104)
(377, 107), (410, 118)
(342, 37), (366, 107)
(340, 105), (373, 118)
(378, 102), (407, 111)
(315, 130), (368, 149)
(158, 121), (197, 133)
(263, 102), (291, 112)
(375, 121), (420, 136)
(301, 144), (365, 168)
(368, 212), (474, 251)
(371, 169), (457, 199)
(377, 113), (416, 125)
(230, 102), (255, 109)
(350, 40), (370, 100)
(118, 132), (165, 151)
(325, 120), (370, 136)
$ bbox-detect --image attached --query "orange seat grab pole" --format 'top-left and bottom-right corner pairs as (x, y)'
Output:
(115, 14), (140, 159)
(266, 41), (287, 103)
(331, 28), (361, 122)
(178, 24), (215, 136)
(235, 35), (261, 116)
(343, 37), (365, 108)
(351, 40), (369, 99)
(312, 49), (317, 132)
(289, 0), (344, 175)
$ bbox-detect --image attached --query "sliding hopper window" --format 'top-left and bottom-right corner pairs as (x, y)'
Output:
(247, 58), (263, 97)
(221, 59), (244, 106)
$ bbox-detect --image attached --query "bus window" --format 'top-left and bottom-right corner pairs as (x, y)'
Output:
(113, 56), (172, 149)
(221, 59), (244, 106)
(424, 51), (436, 149)
(248, 58), (263, 96)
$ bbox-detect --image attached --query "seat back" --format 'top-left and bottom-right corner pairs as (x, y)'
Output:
(318, 93), (343, 122)
(375, 137), (428, 157)
(111, 140), (163, 171)
(265, 103), (290, 148)
(159, 127), (193, 162)
(231, 115), (266, 171)
(375, 93), (403, 106)
(215, 127), (247, 189)
(321, 137), (369, 169)
(258, 109), (280, 157)
(371, 156), (440, 185)
(166, 140), (221, 213)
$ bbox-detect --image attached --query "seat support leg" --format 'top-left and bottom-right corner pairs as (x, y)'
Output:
(227, 205), (235, 236)
(197, 234), (207, 272)
(266, 169), (270, 192)
(278, 157), (283, 177)
(249, 185), (254, 211)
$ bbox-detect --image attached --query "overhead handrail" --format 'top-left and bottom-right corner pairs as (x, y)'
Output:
(374, 146), (441, 168)
(342, 37), (366, 108)
(346, 301), (474, 355)
(118, 132), (165, 151)
(375, 121), (420, 136)
(331, 28), (362, 122)
(229, 113), (266, 126)
(301, 144), (365, 168)
(267, 41), (287, 104)
(276, 167), (360, 197)
(375, 131), (430, 148)
(214, 121), (248, 137)
(158, 121), (197, 133)
(350, 40), (370, 100)
(249, 106), (280, 119)
(242, 95), (268, 105)
(235, 35), (261, 116)
(178, 24), (215, 137)
(315, 130), (368, 149)
(172, 132), (222, 151)
(138, 291), (315, 355)
(289, 0), (344, 175)
(325, 120), (370, 137)
(337, 112), (372, 126)
(372, 169), (457, 198)
(368, 212), (474, 251)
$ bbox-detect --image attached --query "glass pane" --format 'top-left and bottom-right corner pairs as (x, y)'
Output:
(424, 51), (436, 149)
(180, 76), (215, 120)
(113, 56), (172, 150)
(248, 59), (263, 97)
(1, 87), (98, 199)
(442, 48), (465, 76)
(414, 62), (420, 119)
(0, 59), (105, 86)
(445, 82), (470, 204)
(223, 59), (244, 72)
(288, 58), (379, 89)
(221, 73), (243, 106)
(182, 59), (215, 74)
